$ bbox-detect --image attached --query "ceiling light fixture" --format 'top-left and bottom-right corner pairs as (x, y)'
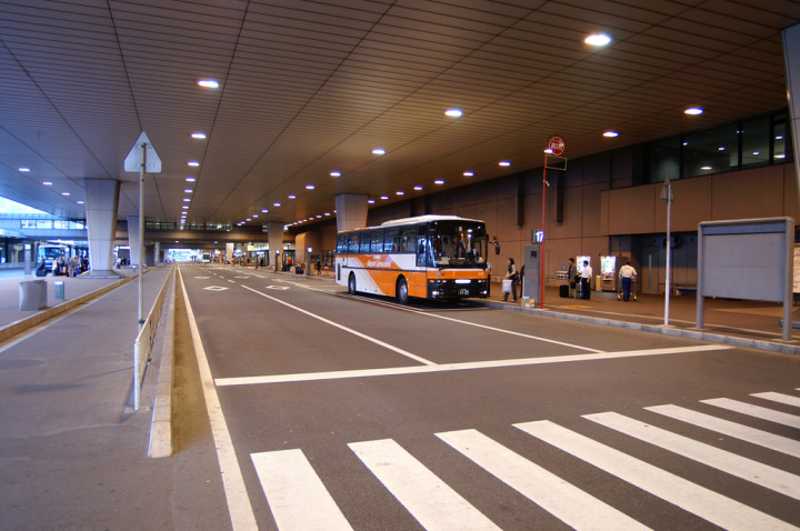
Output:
(288, 194), (297, 200)
(18, 167), (31, 173)
(77, 200), (85, 205)
(191, 132), (207, 140)
(324, 212), (331, 216)
(185, 177), (196, 182)
(684, 106), (704, 116)
(380, 195), (389, 200)
(717, 146), (726, 151)
(305, 184), (315, 190)
(273, 202), (281, 207)
(184, 188), (193, 193)
(463, 170), (474, 177)
(316, 215), (322, 219)
(182, 205), (189, 210)
(197, 79), (220, 89)
(42, 181), (53, 186)
(776, 135), (784, 141)
(444, 108), (463, 118)
(368, 199), (375, 204)
(544, 148), (554, 154)
(371, 147), (386, 156)
(434, 179), (445, 185)
(183, 198), (191, 202)
(330, 170), (342, 178)
(700, 165), (712, 171)
(776, 153), (787, 159)
(584, 32), (612, 47)
(752, 151), (760, 156)
(498, 160), (511, 167)
(61, 192), (70, 196)
(413, 185), (423, 191)
(602, 130), (620, 138)
(261, 208), (269, 213)
(396, 191), (405, 196)
(187, 160), (200, 167)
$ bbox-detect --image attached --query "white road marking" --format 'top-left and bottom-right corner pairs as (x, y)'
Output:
(251, 448), (352, 531)
(349, 438), (500, 531)
(177, 268), (257, 530)
(240, 284), (434, 365)
(215, 344), (732, 386)
(194, 276), (210, 279)
(645, 404), (800, 459)
(515, 420), (795, 531)
(266, 285), (290, 290)
(750, 391), (800, 409)
(227, 279), (235, 283)
(349, 294), (602, 353)
(203, 285), (229, 292)
(436, 429), (646, 530)
(701, 398), (800, 429)
(585, 411), (800, 500)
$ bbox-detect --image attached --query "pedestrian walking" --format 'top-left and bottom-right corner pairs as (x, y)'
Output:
(618, 260), (638, 302)
(580, 260), (592, 300)
(503, 257), (518, 302)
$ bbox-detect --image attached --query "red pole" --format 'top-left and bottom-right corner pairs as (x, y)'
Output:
(539, 156), (547, 309)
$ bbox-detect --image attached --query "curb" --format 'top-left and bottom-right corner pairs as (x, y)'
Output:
(147, 273), (176, 458)
(484, 300), (800, 355)
(0, 275), (134, 345)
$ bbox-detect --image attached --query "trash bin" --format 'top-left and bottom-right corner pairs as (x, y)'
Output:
(19, 279), (47, 311)
(54, 280), (65, 301)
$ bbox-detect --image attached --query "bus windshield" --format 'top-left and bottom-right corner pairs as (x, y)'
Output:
(428, 220), (487, 268)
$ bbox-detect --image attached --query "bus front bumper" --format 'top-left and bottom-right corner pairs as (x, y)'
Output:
(427, 279), (489, 299)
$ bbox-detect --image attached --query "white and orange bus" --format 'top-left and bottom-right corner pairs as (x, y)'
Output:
(335, 215), (490, 303)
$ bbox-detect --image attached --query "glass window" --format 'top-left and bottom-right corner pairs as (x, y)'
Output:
(647, 136), (681, 183)
(36, 220), (52, 229)
(741, 115), (770, 167)
(773, 120), (789, 163)
(370, 230), (384, 253)
(53, 220), (68, 229)
(358, 232), (370, 253)
(336, 235), (345, 254)
(384, 229), (398, 252)
(396, 228), (416, 253)
(683, 123), (738, 177)
(416, 236), (433, 267)
(347, 233), (359, 253)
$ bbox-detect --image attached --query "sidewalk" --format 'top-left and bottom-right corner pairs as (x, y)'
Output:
(0, 266), (227, 530)
(488, 284), (797, 342)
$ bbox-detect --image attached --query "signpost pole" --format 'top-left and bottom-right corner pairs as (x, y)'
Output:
(539, 158), (547, 309)
(663, 176), (673, 327)
(138, 142), (145, 328)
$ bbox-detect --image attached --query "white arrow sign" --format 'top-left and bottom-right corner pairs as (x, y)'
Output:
(124, 131), (162, 173)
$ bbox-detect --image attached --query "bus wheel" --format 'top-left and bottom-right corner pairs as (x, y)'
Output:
(396, 277), (409, 304)
(348, 273), (357, 295)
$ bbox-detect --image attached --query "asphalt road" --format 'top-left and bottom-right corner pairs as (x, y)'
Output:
(179, 264), (800, 531)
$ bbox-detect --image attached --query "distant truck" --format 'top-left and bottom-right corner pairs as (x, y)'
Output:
(37, 244), (68, 272)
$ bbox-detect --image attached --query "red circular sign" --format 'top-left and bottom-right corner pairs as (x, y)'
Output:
(546, 136), (565, 157)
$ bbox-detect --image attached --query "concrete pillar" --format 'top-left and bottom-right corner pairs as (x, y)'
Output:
(126, 216), (141, 267)
(85, 179), (120, 275)
(267, 222), (284, 271)
(225, 242), (234, 263)
(784, 24), (800, 206)
(154, 241), (161, 265)
(335, 194), (368, 232)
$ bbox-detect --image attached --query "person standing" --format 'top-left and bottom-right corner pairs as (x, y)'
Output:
(503, 257), (518, 302)
(618, 260), (638, 302)
(566, 257), (577, 298)
(580, 260), (592, 300)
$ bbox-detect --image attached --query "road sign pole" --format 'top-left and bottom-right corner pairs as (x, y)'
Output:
(539, 160), (547, 309)
(663, 177), (672, 327)
(138, 142), (145, 327)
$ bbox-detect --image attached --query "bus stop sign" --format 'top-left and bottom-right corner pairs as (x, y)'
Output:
(546, 136), (565, 157)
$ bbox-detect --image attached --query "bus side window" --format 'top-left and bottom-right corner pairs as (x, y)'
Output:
(384, 229), (398, 253)
(359, 232), (371, 253)
(371, 230), (384, 253)
(347, 234), (359, 253)
(336, 235), (345, 254)
(399, 229), (416, 253)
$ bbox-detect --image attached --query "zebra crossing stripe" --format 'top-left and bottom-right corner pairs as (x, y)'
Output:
(349, 438), (500, 531)
(585, 411), (800, 501)
(436, 429), (647, 531)
(750, 391), (800, 409)
(250, 449), (352, 531)
(515, 420), (795, 531)
(646, 404), (800, 459)
(701, 398), (800, 429)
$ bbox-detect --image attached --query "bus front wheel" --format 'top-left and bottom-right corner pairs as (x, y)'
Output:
(396, 277), (409, 304)
(348, 273), (357, 295)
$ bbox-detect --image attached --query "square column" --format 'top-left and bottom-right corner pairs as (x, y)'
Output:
(335, 194), (368, 232)
(267, 222), (284, 271)
(783, 24), (800, 206)
(85, 179), (120, 276)
(153, 241), (160, 265)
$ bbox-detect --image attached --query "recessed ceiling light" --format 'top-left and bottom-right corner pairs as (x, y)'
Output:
(776, 135), (784, 141)
(684, 106), (704, 116)
(273, 202), (281, 207)
(42, 181), (53, 186)
(18, 167), (31, 173)
(413, 185), (423, 191)
(700, 165), (712, 171)
(183, 198), (191, 202)
(463, 170), (474, 177)
(305, 184), (315, 190)
(187, 160), (200, 167)
(261, 208), (269, 213)
(752, 151), (760, 156)
(544, 148), (554, 154)
(368, 199), (376, 204)
(184, 188), (193, 193)
(717, 146), (726, 151)
(371, 147), (386, 156)
(76, 200), (84, 205)
(775, 153), (787, 159)
(324, 212), (331, 216)
(191, 132), (207, 140)
(584, 33), (612, 47)
(380, 195), (389, 200)
(316, 215), (322, 219)
(329, 170), (342, 178)
(682, 141), (688, 146)
(603, 130), (620, 138)
(396, 191), (405, 196)
(61, 192), (70, 196)
(498, 160), (511, 167)
(288, 194), (297, 200)
(444, 108), (463, 118)
(253, 214), (259, 218)
(434, 179), (445, 185)
(182, 205), (189, 209)
(197, 79), (220, 89)
(185, 177), (196, 182)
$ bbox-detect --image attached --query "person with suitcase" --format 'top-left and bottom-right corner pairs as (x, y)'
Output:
(618, 261), (638, 302)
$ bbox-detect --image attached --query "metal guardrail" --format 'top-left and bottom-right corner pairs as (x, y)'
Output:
(132, 267), (175, 411)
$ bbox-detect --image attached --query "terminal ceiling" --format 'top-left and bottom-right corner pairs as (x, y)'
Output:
(0, 0), (796, 225)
